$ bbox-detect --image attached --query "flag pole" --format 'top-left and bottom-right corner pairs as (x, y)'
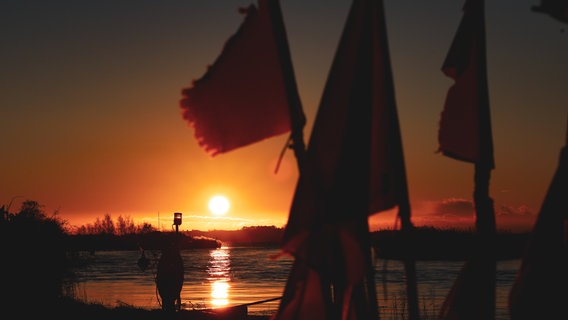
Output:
(398, 204), (420, 320)
(266, 0), (307, 170)
(395, 136), (420, 319)
(472, 0), (496, 312)
(473, 162), (497, 319)
(390, 93), (420, 320)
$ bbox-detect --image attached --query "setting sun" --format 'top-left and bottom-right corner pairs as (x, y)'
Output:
(208, 195), (230, 216)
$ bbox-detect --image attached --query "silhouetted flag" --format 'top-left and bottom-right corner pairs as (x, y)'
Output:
(275, 0), (409, 318)
(438, 0), (494, 169)
(532, 0), (568, 24)
(438, 1), (497, 319)
(180, 0), (304, 157)
(508, 120), (568, 319)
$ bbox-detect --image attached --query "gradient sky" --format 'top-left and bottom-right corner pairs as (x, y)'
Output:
(1, 0), (566, 232)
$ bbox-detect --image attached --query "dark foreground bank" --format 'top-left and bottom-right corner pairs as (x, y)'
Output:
(23, 297), (271, 320)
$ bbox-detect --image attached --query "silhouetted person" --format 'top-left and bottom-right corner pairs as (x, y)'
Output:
(156, 236), (184, 313)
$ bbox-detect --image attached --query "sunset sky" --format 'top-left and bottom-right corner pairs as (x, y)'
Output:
(1, 0), (566, 232)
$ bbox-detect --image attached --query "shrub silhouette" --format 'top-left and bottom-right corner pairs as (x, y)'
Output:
(0, 200), (71, 313)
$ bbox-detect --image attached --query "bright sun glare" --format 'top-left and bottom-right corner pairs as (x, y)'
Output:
(208, 195), (230, 215)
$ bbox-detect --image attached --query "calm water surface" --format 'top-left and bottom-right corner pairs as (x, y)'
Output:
(69, 246), (520, 319)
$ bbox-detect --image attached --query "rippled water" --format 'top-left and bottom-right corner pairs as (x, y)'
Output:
(69, 246), (520, 319)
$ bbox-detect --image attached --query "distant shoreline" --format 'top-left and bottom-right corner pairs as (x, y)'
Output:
(67, 226), (531, 261)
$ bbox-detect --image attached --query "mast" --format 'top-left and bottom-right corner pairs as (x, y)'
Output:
(266, 0), (307, 170)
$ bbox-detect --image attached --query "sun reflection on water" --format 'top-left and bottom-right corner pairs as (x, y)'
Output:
(207, 247), (231, 306)
(211, 281), (229, 306)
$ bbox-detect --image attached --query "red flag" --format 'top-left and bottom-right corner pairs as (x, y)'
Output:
(437, 2), (497, 319)
(275, 0), (410, 318)
(438, 0), (494, 169)
(509, 123), (568, 319)
(180, 0), (303, 156)
(532, 0), (568, 24)
(282, 0), (411, 246)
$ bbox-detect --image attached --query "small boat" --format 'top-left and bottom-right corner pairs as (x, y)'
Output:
(137, 249), (150, 271)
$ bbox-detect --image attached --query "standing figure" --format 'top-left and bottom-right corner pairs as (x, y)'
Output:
(156, 236), (184, 312)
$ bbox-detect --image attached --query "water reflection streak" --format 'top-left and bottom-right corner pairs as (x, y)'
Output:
(207, 247), (231, 306)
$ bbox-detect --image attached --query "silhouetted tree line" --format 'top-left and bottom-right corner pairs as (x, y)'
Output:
(74, 213), (156, 236)
(68, 214), (221, 251)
